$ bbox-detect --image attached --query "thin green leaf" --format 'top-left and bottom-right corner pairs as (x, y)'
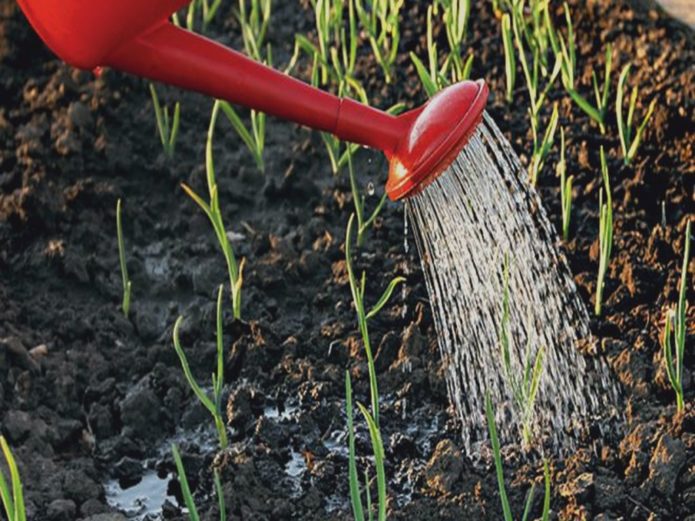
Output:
(485, 393), (513, 521)
(366, 276), (406, 320)
(0, 437), (16, 521)
(1, 437), (25, 521)
(219, 101), (256, 155)
(502, 13), (515, 102)
(521, 484), (536, 521)
(410, 52), (438, 97)
(214, 469), (226, 521)
(542, 460), (551, 520)
(172, 316), (217, 416)
(345, 372), (365, 521)
(171, 444), (200, 521)
(357, 403), (386, 521)
(215, 284), (224, 402)
(116, 198), (131, 318)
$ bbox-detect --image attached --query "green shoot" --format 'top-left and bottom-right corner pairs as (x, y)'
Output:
(502, 13), (515, 102)
(238, 0), (272, 60)
(116, 198), (132, 318)
(345, 213), (405, 426)
(499, 255), (545, 448)
(556, 128), (573, 241)
(508, 0), (556, 78)
(217, 0), (273, 173)
(487, 392), (512, 521)
(171, 444), (227, 521)
(410, 4), (473, 97)
(171, 444), (200, 521)
(219, 98), (268, 174)
(0, 436), (26, 521)
(357, 402), (387, 521)
(364, 468), (372, 518)
(287, 0), (379, 175)
(345, 372), (388, 521)
(346, 371), (365, 521)
(436, 0), (470, 50)
(355, 0), (404, 83)
(529, 102), (559, 186)
(510, 1), (560, 185)
(347, 151), (386, 247)
(149, 83), (181, 158)
(172, 285), (228, 449)
(548, 3), (611, 134)
(595, 146), (613, 316)
(288, 0), (360, 86)
(172, 0), (223, 33)
(182, 101), (245, 319)
(527, 0), (554, 75)
(662, 220), (691, 412)
(616, 64), (657, 165)
(437, 0), (472, 83)
(213, 469), (225, 520)
(485, 394), (551, 521)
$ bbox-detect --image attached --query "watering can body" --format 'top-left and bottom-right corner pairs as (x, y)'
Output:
(16, 0), (488, 200)
(17, 0), (190, 70)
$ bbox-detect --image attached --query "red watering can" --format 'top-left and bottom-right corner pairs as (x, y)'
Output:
(16, 0), (488, 200)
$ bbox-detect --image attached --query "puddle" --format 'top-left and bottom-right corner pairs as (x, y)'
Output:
(285, 449), (307, 498)
(105, 470), (174, 520)
(104, 419), (218, 519)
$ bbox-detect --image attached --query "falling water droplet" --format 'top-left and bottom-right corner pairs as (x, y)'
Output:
(407, 111), (621, 455)
(367, 182), (375, 196)
(402, 206), (410, 318)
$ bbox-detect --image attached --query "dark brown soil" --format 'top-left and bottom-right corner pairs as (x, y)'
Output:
(1, 0), (693, 520)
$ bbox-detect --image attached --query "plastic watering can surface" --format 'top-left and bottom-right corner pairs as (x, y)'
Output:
(16, 0), (488, 200)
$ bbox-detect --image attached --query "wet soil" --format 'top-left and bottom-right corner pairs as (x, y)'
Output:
(1, 0), (693, 519)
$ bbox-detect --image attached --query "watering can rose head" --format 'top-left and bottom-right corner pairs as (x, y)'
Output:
(17, 0), (488, 201)
(385, 80), (488, 200)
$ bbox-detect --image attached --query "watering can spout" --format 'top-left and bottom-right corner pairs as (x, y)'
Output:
(106, 22), (409, 156)
(17, 0), (488, 201)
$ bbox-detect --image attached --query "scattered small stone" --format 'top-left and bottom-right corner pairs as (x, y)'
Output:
(0, 336), (40, 373)
(29, 343), (48, 364)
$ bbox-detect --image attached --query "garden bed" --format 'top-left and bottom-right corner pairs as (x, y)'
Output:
(0, 0), (693, 519)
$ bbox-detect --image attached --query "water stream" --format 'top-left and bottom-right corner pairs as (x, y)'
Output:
(407, 112), (621, 454)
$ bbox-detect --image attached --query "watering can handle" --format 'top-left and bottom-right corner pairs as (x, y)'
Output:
(105, 22), (407, 155)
